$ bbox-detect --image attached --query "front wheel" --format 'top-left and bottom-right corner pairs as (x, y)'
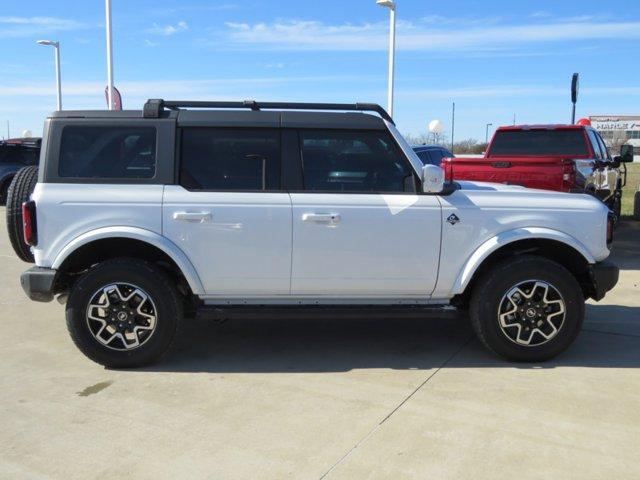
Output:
(470, 255), (584, 362)
(66, 258), (183, 368)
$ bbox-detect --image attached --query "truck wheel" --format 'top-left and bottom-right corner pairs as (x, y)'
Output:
(612, 194), (622, 225)
(5, 166), (38, 263)
(469, 255), (584, 362)
(0, 177), (12, 205)
(66, 258), (183, 368)
(634, 191), (640, 221)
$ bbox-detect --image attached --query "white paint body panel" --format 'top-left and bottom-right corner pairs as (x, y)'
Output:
(290, 193), (442, 296)
(433, 181), (610, 298)
(31, 183), (206, 295)
(162, 186), (292, 295)
(32, 183), (164, 267)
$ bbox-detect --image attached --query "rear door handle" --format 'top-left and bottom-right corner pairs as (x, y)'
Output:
(172, 211), (212, 223)
(301, 213), (341, 224)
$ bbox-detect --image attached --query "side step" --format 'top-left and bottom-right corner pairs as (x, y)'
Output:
(196, 305), (461, 321)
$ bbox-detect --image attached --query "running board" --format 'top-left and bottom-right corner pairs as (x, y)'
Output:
(196, 304), (460, 321)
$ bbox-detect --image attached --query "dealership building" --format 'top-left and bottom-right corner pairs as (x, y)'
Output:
(589, 115), (640, 146)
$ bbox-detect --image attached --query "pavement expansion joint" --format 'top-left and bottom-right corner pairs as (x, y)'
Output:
(318, 335), (474, 479)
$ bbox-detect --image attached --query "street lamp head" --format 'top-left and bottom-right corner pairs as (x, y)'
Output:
(37, 40), (58, 47)
(376, 0), (396, 10)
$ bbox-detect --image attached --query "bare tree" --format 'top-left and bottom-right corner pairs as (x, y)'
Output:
(452, 139), (487, 155)
(404, 132), (449, 146)
(403, 133), (488, 155)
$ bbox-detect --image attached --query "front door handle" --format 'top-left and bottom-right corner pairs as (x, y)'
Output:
(301, 213), (341, 224)
(172, 211), (212, 223)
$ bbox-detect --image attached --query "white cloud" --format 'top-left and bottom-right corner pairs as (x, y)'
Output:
(221, 17), (640, 52)
(146, 21), (189, 36)
(154, 4), (238, 15)
(529, 11), (552, 19)
(400, 85), (640, 100)
(0, 75), (375, 98)
(0, 16), (87, 38)
(3, 79), (639, 104)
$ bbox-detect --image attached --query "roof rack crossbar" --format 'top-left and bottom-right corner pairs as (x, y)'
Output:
(143, 99), (394, 124)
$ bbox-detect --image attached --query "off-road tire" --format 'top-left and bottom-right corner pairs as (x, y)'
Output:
(66, 258), (183, 368)
(612, 193), (622, 225)
(5, 166), (38, 263)
(634, 191), (640, 221)
(470, 255), (584, 362)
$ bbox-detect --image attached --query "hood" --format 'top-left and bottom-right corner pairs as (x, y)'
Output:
(457, 180), (552, 194)
(455, 180), (607, 215)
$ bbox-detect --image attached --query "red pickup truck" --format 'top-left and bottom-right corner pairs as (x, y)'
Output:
(441, 124), (634, 217)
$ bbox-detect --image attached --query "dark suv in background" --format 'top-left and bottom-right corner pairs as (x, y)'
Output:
(413, 144), (454, 166)
(0, 137), (41, 205)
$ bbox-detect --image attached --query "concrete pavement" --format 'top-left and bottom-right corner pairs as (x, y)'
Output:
(0, 207), (638, 479)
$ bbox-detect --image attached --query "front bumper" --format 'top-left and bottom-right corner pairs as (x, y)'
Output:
(20, 267), (57, 302)
(588, 261), (619, 301)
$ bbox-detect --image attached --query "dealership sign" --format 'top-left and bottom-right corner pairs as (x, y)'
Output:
(590, 117), (640, 131)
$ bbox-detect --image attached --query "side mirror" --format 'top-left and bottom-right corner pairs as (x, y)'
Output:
(422, 164), (445, 193)
(620, 144), (635, 163)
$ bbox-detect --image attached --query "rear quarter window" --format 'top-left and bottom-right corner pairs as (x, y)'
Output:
(59, 126), (157, 179)
(489, 130), (589, 156)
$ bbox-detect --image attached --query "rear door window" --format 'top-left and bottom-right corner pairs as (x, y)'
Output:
(489, 130), (589, 156)
(59, 126), (156, 178)
(179, 128), (280, 191)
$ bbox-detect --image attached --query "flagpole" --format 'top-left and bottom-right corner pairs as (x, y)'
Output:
(105, 0), (115, 110)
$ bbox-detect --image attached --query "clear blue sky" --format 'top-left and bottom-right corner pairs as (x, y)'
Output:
(1, 0), (639, 140)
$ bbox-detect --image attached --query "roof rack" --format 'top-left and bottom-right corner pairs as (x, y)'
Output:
(142, 99), (394, 124)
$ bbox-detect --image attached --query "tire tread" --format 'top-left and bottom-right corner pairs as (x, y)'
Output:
(469, 255), (584, 362)
(5, 166), (38, 262)
(65, 258), (183, 368)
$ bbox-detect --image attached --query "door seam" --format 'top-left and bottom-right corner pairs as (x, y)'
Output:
(288, 192), (294, 295)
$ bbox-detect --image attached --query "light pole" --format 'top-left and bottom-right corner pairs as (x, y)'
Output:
(451, 102), (455, 151)
(377, 0), (396, 118)
(105, 0), (115, 110)
(36, 40), (62, 110)
(485, 123), (493, 143)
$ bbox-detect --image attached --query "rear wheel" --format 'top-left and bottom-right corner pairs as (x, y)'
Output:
(470, 255), (584, 362)
(66, 258), (183, 368)
(5, 166), (38, 262)
(634, 191), (640, 221)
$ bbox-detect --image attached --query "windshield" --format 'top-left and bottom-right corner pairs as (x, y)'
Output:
(489, 130), (589, 156)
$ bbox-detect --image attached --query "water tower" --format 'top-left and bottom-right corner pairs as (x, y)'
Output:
(428, 119), (444, 144)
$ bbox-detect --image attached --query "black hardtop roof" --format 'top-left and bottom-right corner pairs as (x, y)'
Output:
(49, 99), (392, 130)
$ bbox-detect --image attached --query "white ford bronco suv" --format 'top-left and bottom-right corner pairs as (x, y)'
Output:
(11, 99), (618, 368)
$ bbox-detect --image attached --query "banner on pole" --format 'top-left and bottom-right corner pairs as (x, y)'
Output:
(104, 86), (123, 110)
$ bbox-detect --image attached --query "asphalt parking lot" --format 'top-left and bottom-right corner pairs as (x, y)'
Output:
(0, 207), (638, 479)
